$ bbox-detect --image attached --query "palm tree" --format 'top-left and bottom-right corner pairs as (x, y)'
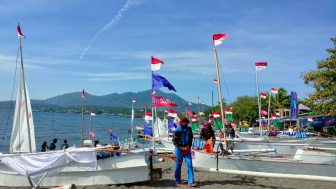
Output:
(273, 87), (290, 109)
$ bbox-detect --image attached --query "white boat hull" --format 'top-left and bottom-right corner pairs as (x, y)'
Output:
(192, 149), (336, 182)
(0, 153), (149, 187)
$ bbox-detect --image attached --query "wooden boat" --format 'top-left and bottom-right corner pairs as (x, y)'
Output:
(192, 147), (336, 182)
(0, 24), (151, 188)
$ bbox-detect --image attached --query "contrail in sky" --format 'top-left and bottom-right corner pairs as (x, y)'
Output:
(78, 0), (137, 61)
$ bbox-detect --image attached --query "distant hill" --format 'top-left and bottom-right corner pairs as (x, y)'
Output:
(0, 89), (210, 115)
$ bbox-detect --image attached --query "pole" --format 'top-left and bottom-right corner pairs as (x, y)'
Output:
(212, 39), (227, 150)
(110, 131), (112, 146)
(18, 33), (32, 153)
(268, 89), (271, 131)
(152, 105), (155, 150)
(256, 70), (262, 137)
(212, 83), (214, 107)
(131, 102), (134, 141)
(89, 114), (92, 140)
(81, 94), (84, 147)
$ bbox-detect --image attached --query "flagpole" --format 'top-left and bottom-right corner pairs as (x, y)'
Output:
(81, 92), (84, 147)
(213, 38), (227, 150)
(89, 114), (92, 140)
(212, 83), (214, 107)
(110, 131), (112, 146)
(268, 89), (271, 131)
(256, 70), (262, 137)
(131, 102), (134, 142)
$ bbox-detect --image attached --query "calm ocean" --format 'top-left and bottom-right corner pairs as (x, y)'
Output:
(0, 109), (144, 153)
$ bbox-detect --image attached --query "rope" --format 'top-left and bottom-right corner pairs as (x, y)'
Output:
(0, 47), (20, 150)
(217, 59), (232, 105)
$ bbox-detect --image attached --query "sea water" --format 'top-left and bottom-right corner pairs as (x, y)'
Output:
(0, 109), (145, 153)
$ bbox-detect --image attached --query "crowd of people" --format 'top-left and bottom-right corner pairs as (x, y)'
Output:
(41, 139), (69, 152)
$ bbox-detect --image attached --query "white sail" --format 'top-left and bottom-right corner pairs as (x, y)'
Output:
(153, 118), (168, 138)
(9, 69), (36, 153)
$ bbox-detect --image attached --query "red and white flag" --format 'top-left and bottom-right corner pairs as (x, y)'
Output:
(152, 95), (178, 107)
(260, 92), (267, 99)
(213, 34), (229, 46)
(132, 99), (136, 103)
(90, 131), (96, 140)
(255, 62), (268, 71)
(197, 96), (200, 101)
(110, 127), (113, 132)
(212, 111), (220, 118)
(260, 109), (268, 115)
(145, 103), (147, 108)
(225, 110), (232, 115)
(140, 108), (143, 111)
(191, 115), (196, 122)
(151, 56), (164, 71)
(188, 102), (192, 105)
(145, 111), (153, 121)
(272, 114), (279, 119)
(82, 89), (85, 99)
(168, 109), (177, 117)
(17, 23), (26, 39)
(185, 108), (192, 116)
(271, 87), (278, 94)
(90, 110), (95, 116)
(214, 78), (218, 83)
(308, 116), (313, 122)
(165, 109), (168, 113)
(202, 101), (204, 104)
(199, 111), (204, 115)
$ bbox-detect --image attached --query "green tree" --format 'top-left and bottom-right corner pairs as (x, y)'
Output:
(231, 95), (259, 125)
(273, 87), (290, 109)
(300, 37), (336, 116)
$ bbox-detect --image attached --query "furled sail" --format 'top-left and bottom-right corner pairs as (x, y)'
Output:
(9, 69), (36, 153)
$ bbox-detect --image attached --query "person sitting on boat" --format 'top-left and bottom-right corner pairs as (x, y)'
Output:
(41, 141), (49, 152)
(199, 123), (215, 153)
(225, 124), (235, 150)
(60, 140), (69, 150)
(49, 138), (58, 151)
(172, 117), (197, 187)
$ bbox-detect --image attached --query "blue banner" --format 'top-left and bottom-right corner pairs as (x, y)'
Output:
(291, 91), (298, 119)
(192, 138), (206, 150)
(296, 131), (307, 139)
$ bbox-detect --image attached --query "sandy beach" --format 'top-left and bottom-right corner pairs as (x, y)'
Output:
(75, 157), (334, 189)
(2, 157), (334, 189)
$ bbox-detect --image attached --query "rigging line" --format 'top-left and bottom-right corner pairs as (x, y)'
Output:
(0, 47), (19, 147)
(217, 59), (232, 105)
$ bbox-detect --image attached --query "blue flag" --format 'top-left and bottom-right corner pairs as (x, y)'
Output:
(152, 73), (177, 92)
(168, 118), (177, 133)
(110, 132), (118, 139)
(291, 91), (298, 119)
(144, 124), (153, 136)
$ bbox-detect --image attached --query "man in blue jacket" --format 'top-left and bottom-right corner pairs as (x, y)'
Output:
(172, 117), (197, 187)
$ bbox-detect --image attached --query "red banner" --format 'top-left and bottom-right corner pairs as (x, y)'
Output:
(152, 95), (178, 107)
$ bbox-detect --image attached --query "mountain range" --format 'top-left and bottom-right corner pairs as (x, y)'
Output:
(0, 89), (210, 115)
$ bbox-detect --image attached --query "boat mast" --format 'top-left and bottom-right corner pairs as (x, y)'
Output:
(256, 70), (262, 136)
(81, 89), (84, 147)
(131, 101), (134, 141)
(212, 38), (227, 150)
(268, 88), (271, 131)
(18, 23), (32, 153)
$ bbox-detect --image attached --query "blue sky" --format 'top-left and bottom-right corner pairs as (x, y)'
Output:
(0, 0), (335, 106)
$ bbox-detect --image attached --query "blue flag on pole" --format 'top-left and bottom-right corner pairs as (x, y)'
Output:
(110, 133), (118, 139)
(144, 124), (153, 136)
(291, 91), (298, 119)
(168, 118), (177, 133)
(152, 73), (177, 92)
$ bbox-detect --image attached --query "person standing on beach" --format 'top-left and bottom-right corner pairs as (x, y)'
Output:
(50, 138), (58, 151)
(172, 117), (197, 187)
(41, 141), (49, 152)
(60, 140), (69, 150)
